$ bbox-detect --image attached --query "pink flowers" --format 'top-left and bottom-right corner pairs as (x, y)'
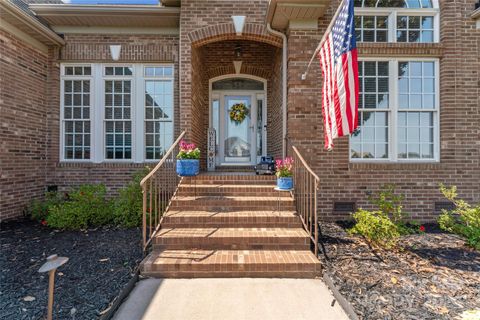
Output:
(177, 140), (200, 160)
(275, 157), (294, 178)
(179, 140), (197, 152)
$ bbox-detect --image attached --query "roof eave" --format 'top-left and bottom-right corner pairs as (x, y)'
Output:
(29, 4), (180, 15)
(1, 1), (65, 46)
(471, 7), (480, 20)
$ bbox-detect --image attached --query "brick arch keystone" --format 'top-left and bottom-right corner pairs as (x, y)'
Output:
(189, 23), (283, 48)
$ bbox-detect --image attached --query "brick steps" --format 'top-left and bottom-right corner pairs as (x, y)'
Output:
(153, 227), (310, 250)
(177, 184), (290, 197)
(141, 249), (321, 278)
(169, 196), (295, 211)
(162, 210), (302, 228)
(140, 173), (321, 278)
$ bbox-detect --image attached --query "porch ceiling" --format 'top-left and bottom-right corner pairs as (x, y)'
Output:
(266, 0), (331, 30)
(29, 4), (180, 28)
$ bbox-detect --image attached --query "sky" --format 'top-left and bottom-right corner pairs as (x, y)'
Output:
(62, 0), (159, 4)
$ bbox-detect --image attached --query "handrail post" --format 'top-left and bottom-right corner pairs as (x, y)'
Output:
(314, 179), (318, 257)
(142, 184), (147, 250)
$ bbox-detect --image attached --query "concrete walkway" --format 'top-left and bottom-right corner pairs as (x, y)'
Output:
(113, 278), (348, 320)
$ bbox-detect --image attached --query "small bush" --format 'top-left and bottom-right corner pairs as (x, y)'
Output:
(349, 185), (417, 248)
(47, 184), (114, 230)
(349, 209), (400, 249)
(114, 168), (150, 228)
(28, 191), (64, 221)
(438, 184), (480, 250)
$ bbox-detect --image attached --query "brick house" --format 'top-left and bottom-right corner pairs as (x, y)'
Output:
(1, 0), (479, 223)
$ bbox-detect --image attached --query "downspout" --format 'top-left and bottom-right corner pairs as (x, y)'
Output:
(266, 23), (287, 158)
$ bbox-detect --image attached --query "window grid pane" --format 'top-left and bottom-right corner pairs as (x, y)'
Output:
(145, 78), (174, 160)
(64, 78), (91, 160)
(355, 15), (388, 42)
(105, 79), (132, 159)
(398, 61), (436, 110)
(355, 0), (433, 8)
(398, 111), (434, 159)
(396, 15), (434, 43)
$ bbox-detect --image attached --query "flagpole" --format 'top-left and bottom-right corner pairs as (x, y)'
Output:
(301, 0), (346, 80)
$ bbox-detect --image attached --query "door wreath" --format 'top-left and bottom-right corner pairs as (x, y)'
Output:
(229, 103), (249, 125)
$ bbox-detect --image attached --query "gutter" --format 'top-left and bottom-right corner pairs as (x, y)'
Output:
(1, 1), (64, 46)
(266, 23), (288, 158)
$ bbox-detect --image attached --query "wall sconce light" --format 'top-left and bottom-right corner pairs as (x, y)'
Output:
(234, 44), (242, 58)
(231, 15), (246, 35)
(109, 45), (121, 61)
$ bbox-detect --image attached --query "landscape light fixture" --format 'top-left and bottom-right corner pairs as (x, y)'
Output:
(38, 254), (69, 320)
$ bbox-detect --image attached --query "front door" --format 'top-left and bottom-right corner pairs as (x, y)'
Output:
(223, 95), (253, 164)
(210, 77), (266, 167)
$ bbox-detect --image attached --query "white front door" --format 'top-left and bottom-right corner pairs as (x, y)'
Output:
(223, 95), (254, 164)
(210, 77), (267, 166)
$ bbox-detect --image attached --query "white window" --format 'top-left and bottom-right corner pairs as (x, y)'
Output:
(354, 0), (439, 43)
(350, 58), (439, 162)
(61, 66), (92, 160)
(60, 64), (174, 163)
(104, 66), (133, 160)
(144, 66), (174, 160)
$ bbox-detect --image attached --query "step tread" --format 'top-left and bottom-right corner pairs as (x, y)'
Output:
(179, 184), (277, 188)
(156, 227), (309, 238)
(143, 249), (321, 267)
(164, 210), (297, 218)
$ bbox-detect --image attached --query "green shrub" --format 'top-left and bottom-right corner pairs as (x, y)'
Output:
(438, 184), (480, 250)
(349, 209), (400, 249)
(28, 191), (64, 221)
(114, 168), (150, 227)
(349, 185), (418, 248)
(47, 184), (114, 230)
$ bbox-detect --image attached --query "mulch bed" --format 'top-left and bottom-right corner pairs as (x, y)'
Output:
(319, 222), (480, 320)
(0, 218), (142, 320)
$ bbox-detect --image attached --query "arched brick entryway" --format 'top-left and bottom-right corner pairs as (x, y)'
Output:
(188, 23), (283, 48)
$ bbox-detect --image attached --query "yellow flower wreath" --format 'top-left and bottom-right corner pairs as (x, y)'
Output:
(229, 103), (249, 124)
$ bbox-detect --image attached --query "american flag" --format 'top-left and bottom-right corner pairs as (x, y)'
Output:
(318, 0), (359, 150)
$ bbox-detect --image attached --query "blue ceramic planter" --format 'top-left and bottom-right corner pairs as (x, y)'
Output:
(277, 177), (293, 190)
(176, 159), (200, 177)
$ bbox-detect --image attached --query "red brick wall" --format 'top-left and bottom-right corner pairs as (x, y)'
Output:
(0, 30), (49, 221)
(46, 33), (180, 194)
(287, 0), (480, 221)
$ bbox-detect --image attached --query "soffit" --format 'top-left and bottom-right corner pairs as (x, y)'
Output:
(266, 0), (331, 30)
(29, 4), (180, 28)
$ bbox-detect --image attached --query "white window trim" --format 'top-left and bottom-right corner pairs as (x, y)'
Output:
(60, 63), (174, 163)
(60, 63), (94, 163)
(355, 4), (440, 43)
(350, 57), (440, 163)
(143, 63), (175, 163)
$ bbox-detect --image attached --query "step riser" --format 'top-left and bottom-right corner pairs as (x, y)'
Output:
(162, 222), (302, 228)
(141, 271), (320, 279)
(153, 244), (310, 250)
(169, 205), (296, 211)
(177, 189), (291, 197)
(154, 238), (310, 250)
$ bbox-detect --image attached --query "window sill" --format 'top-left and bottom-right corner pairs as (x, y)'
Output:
(358, 43), (443, 57)
(349, 161), (441, 171)
(57, 161), (149, 168)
